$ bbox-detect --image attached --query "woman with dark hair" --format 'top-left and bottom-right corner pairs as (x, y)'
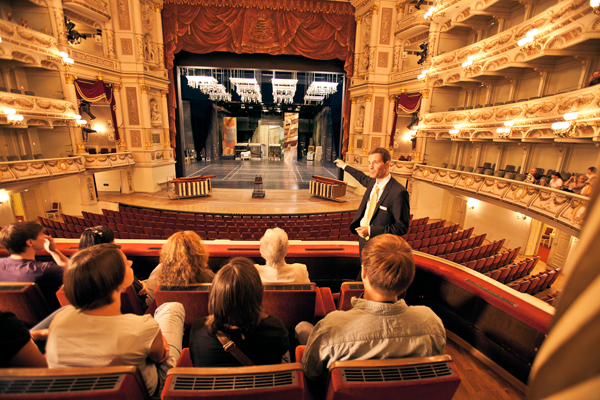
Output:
(46, 244), (185, 396)
(79, 225), (149, 310)
(189, 257), (288, 367)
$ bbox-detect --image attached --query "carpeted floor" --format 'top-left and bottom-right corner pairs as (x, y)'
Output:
(537, 244), (550, 263)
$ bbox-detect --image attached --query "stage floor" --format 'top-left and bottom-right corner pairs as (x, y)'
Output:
(184, 158), (341, 190)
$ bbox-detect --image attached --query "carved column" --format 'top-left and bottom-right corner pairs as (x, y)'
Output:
(537, 71), (549, 97)
(354, 16), (362, 77)
(473, 144), (482, 169)
(120, 169), (134, 194)
(111, 83), (127, 150)
(420, 88), (431, 114)
(392, 45), (401, 73)
(62, 73), (86, 153)
(79, 173), (98, 206)
(555, 146), (568, 173)
(495, 144), (504, 170)
(368, 6), (379, 74)
(521, 145), (531, 172)
(348, 97), (358, 159)
(387, 94), (397, 150)
(139, 85), (152, 147)
(161, 90), (170, 148)
(578, 59), (592, 89)
(428, 21), (440, 59)
(49, 0), (67, 44)
(154, 4), (165, 68)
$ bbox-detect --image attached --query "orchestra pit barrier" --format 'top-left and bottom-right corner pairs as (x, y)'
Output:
(309, 175), (347, 202)
(168, 175), (215, 199)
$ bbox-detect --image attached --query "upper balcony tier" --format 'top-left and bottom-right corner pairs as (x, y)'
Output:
(425, 1), (598, 87)
(418, 86), (600, 143)
(434, 0), (522, 35)
(63, 0), (111, 22)
(0, 92), (79, 129)
(0, 20), (60, 68)
(395, 8), (430, 38)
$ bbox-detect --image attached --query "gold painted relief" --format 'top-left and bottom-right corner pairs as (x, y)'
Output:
(126, 88), (140, 125)
(117, 0), (131, 30)
(372, 96), (385, 132)
(120, 38), (133, 55)
(378, 52), (389, 68)
(379, 8), (392, 45)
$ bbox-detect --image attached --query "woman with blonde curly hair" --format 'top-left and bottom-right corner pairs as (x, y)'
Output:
(145, 231), (214, 301)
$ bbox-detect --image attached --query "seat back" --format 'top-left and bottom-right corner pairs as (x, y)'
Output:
(338, 282), (364, 311)
(162, 364), (307, 400)
(263, 283), (317, 329)
(57, 285), (144, 316)
(326, 355), (461, 400)
(0, 366), (150, 399)
(154, 284), (211, 329)
(0, 283), (51, 327)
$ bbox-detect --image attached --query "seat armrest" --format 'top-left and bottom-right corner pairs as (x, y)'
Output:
(295, 345), (306, 363)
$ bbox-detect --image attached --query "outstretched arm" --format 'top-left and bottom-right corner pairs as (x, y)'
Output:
(44, 235), (68, 268)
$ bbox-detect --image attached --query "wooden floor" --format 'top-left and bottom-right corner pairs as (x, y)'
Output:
(446, 336), (526, 400)
(97, 188), (363, 215)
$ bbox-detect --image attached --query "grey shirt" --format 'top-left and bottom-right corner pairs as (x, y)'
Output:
(302, 297), (446, 381)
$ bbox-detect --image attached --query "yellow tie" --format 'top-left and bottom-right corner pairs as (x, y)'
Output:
(364, 186), (380, 240)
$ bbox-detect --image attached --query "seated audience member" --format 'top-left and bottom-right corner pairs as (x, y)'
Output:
(525, 168), (541, 184)
(538, 177), (549, 187)
(0, 311), (47, 368)
(79, 225), (149, 310)
(20, 18), (28, 28)
(6, 12), (14, 22)
(255, 227), (310, 283)
(587, 166), (597, 180)
(581, 176), (596, 197)
(563, 174), (587, 194)
(589, 71), (600, 87)
(145, 231), (214, 304)
(0, 221), (68, 305)
(190, 257), (288, 367)
(298, 234), (445, 381)
(549, 172), (563, 190)
(46, 244), (185, 396)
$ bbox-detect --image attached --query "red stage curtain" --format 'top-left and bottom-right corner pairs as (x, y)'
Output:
(74, 80), (120, 141)
(162, 0), (355, 154)
(389, 93), (422, 148)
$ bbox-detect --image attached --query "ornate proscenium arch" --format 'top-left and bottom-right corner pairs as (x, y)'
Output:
(162, 0), (356, 156)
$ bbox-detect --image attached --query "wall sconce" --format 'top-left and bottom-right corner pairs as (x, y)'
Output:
(423, 6), (436, 20)
(516, 212), (527, 220)
(417, 70), (428, 80)
(552, 112), (578, 138)
(4, 108), (24, 125)
(467, 199), (476, 210)
(59, 51), (74, 70)
(496, 127), (511, 139)
(76, 119), (87, 125)
(0, 190), (9, 204)
(461, 56), (475, 68)
(592, 0), (600, 15)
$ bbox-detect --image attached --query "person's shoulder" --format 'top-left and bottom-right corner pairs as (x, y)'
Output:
(262, 314), (287, 330)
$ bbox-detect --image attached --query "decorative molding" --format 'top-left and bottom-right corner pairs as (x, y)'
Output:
(378, 51), (389, 68)
(379, 7), (392, 45)
(112, 83), (122, 92)
(364, 94), (373, 102)
(64, 74), (77, 84)
(372, 96), (385, 132)
(126, 87), (140, 125)
(160, 90), (169, 97)
(140, 85), (149, 94)
(371, 136), (381, 149)
(351, 97), (358, 104)
(121, 38), (133, 55)
(130, 130), (142, 147)
(117, 0), (132, 30)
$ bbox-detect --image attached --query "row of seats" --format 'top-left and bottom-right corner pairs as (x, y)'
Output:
(507, 268), (562, 295)
(417, 234), (487, 257)
(406, 219), (446, 235)
(482, 257), (540, 283)
(406, 227), (474, 250)
(403, 223), (460, 242)
(446, 96), (556, 111)
(442, 239), (507, 265)
(0, 154), (45, 162)
(540, 291), (560, 306)
(459, 245), (518, 273)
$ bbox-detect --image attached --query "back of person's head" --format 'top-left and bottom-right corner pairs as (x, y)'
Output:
(206, 257), (263, 335)
(260, 228), (289, 264)
(539, 177), (548, 186)
(64, 243), (125, 311)
(361, 234), (415, 297)
(0, 221), (44, 255)
(159, 231), (211, 286)
(589, 167), (597, 174)
(368, 147), (391, 164)
(78, 225), (114, 250)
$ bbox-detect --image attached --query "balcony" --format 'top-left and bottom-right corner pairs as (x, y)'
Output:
(395, 9), (429, 38)
(0, 156), (84, 184)
(0, 93), (79, 128)
(0, 20), (59, 66)
(427, 1), (596, 89)
(389, 160), (418, 177)
(418, 86), (600, 143)
(130, 148), (175, 167)
(71, 50), (120, 72)
(408, 165), (588, 236)
(84, 152), (135, 170)
(390, 67), (421, 83)
(63, 0), (111, 22)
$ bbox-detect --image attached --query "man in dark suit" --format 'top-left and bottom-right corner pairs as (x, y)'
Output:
(334, 148), (410, 253)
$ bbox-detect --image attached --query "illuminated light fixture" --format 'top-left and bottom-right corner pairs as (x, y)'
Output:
(230, 77), (262, 103)
(449, 129), (460, 138)
(4, 108), (16, 115)
(417, 70), (429, 80)
(424, 6), (436, 19)
(7, 114), (24, 124)
(207, 83), (232, 102)
(73, 114), (81, 120)
(462, 60), (473, 68)
(564, 112), (578, 121)
(306, 81), (338, 98)
(518, 28), (539, 47)
(496, 127), (511, 139)
(592, 0), (600, 14)
(0, 190), (9, 203)
(271, 78), (297, 105)
(404, 133), (413, 141)
(467, 199), (476, 210)
(516, 212), (527, 220)
(76, 119), (87, 125)
(408, 130), (417, 137)
(59, 51), (68, 58)
(504, 121), (515, 127)
(454, 124), (462, 129)
(552, 121), (570, 130)
(412, 125), (419, 130)
(187, 76), (219, 93)
(304, 94), (325, 104)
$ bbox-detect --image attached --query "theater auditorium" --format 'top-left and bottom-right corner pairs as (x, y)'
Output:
(0, 0), (599, 399)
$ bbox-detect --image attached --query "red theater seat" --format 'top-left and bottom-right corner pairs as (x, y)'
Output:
(0, 366), (150, 400)
(0, 282), (52, 327)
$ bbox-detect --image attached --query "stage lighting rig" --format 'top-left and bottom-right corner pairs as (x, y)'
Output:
(416, 42), (428, 65)
(80, 100), (96, 120)
(65, 17), (88, 45)
(414, 0), (425, 10)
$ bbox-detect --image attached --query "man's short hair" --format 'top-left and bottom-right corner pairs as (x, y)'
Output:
(589, 167), (597, 174)
(0, 221), (44, 255)
(361, 234), (415, 297)
(64, 244), (125, 311)
(260, 227), (289, 263)
(368, 147), (391, 164)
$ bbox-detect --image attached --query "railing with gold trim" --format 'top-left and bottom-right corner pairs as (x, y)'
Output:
(0, 156), (84, 183)
(84, 152), (135, 169)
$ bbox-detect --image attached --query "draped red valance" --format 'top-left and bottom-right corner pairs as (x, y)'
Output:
(74, 80), (120, 141)
(389, 93), (422, 148)
(162, 0), (356, 155)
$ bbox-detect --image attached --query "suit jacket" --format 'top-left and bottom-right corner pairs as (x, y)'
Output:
(345, 166), (410, 250)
